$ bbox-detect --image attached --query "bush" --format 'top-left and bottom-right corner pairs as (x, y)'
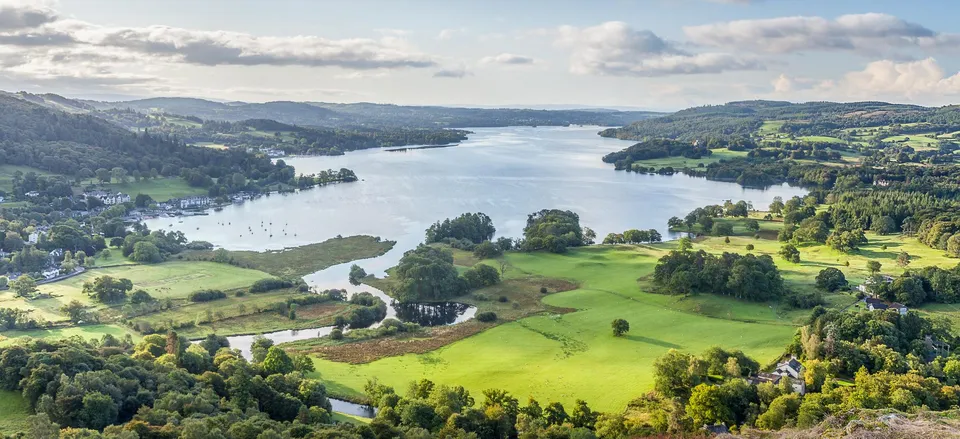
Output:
(250, 278), (294, 293)
(745, 244), (755, 251)
(185, 241), (214, 250)
(330, 328), (344, 340)
(462, 264), (501, 289)
(188, 289), (227, 302)
(497, 295), (509, 303)
(473, 241), (503, 259)
(815, 268), (848, 292)
(476, 311), (497, 322)
(540, 287), (548, 294)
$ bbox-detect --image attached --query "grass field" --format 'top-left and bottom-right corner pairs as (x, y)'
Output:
(628, 148), (748, 169)
(0, 390), (29, 435)
(189, 235), (396, 278)
(0, 261), (274, 324)
(0, 324), (138, 347)
(100, 178), (209, 202)
(0, 165), (63, 192)
(882, 134), (940, 150)
(194, 142), (230, 150)
(309, 245), (798, 411)
(797, 135), (846, 143)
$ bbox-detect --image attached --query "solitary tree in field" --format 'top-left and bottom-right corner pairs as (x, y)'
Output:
(779, 244), (801, 263)
(897, 251), (911, 268)
(867, 260), (882, 274)
(611, 319), (630, 337)
(11, 275), (37, 298)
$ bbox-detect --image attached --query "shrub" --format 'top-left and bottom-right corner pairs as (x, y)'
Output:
(476, 311), (497, 322)
(188, 289), (227, 302)
(745, 244), (755, 251)
(330, 328), (344, 340)
(497, 295), (508, 303)
(540, 287), (549, 294)
(250, 278), (294, 293)
(473, 241), (503, 259)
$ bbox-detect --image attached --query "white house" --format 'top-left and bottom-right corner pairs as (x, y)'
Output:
(84, 190), (130, 205)
(27, 231), (40, 244)
(180, 196), (211, 209)
(748, 356), (806, 394)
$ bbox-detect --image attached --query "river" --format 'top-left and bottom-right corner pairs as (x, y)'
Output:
(148, 126), (806, 416)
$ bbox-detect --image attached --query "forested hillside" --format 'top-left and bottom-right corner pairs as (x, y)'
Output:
(89, 97), (662, 128)
(602, 100), (951, 141)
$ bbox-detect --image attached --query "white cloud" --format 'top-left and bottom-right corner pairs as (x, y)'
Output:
(554, 21), (763, 77)
(433, 65), (470, 78)
(479, 53), (535, 65)
(0, 1), (442, 94)
(770, 58), (960, 104)
(437, 28), (465, 40)
(0, 1), (57, 31)
(685, 13), (958, 55)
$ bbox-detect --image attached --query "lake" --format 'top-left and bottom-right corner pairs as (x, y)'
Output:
(157, 125), (806, 417)
(146, 125), (805, 279)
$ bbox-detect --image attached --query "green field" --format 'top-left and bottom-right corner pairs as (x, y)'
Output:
(0, 261), (274, 325)
(101, 178), (209, 202)
(0, 324), (137, 347)
(0, 390), (29, 435)
(189, 235), (395, 278)
(0, 165), (63, 192)
(882, 134), (940, 150)
(629, 148), (748, 169)
(797, 135), (846, 143)
(309, 245), (797, 411)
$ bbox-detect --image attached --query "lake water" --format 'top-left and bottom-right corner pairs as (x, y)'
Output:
(158, 126), (805, 416)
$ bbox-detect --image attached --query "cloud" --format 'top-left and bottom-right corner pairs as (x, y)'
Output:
(433, 66), (470, 78)
(480, 53), (534, 65)
(0, 2), (57, 31)
(685, 13), (957, 55)
(437, 28), (465, 40)
(554, 21), (763, 77)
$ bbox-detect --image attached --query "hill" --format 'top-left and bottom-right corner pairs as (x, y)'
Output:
(0, 92), (294, 194)
(603, 100), (952, 141)
(89, 97), (663, 128)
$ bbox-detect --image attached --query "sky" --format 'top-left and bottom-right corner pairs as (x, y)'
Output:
(2, 0), (960, 110)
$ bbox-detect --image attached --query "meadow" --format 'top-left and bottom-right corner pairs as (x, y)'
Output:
(310, 245), (798, 411)
(628, 148), (748, 168)
(0, 165), (63, 192)
(0, 391), (30, 435)
(100, 178), (209, 202)
(0, 261), (272, 326)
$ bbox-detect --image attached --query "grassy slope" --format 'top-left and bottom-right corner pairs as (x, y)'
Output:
(0, 261), (273, 324)
(0, 390), (29, 435)
(0, 165), (63, 192)
(0, 324), (138, 347)
(193, 235), (395, 278)
(629, 148), (748, 169)
(310, 245), (796, 412)
(100, 178), (208, 202)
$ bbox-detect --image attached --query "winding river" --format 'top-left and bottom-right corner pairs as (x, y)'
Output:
(150, 126), (806, 416)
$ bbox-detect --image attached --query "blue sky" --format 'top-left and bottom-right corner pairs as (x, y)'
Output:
(2, 0), (960, 110)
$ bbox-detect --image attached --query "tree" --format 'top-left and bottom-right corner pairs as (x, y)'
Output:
(678, 237), (693, 252)
(110, 167), (128, 184)
(131, 241), (162, 263)
(11, 275), (37, 298)
(779, 244), (800, 263)
(769, 197), (784, 216)
(653, 349), (698, 399)
(95, 168), (111, 183)
(815, 268), (847, 292)
(348, 264), (367, 286)
(134, 193), (154, 208)
(686, 384), (732, 427)
(80, 391), (119, 430)
(130, 289), (153, 304)
(83, 276), (133, 303)
(60, 300), (88, 323)
(611, 319), (629, 337)
(897, 251), (911, 268)
(745, 219), (760, 232)
(712, 222), (734, 236)
(473, 241), (502, 259)
(867, 260), (882, 274)
(569, 400), (597, 429)
(262, 346), (295, 375)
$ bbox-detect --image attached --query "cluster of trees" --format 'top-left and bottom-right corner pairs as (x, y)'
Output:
(121, 229), (187, 263)
(668, 200), (757, 236)
(602, 139), (711, 170)
(0, 334), (348, 438)
(519, 209), (593, 253)
(340, 293), (388, 329)
(391, 245), (500, 302)
(82, 276), (134, 303)
(0, 307), (44, 331)
(862, 264), (960, 306)
(601, 229), (662, 244)
(187, 289), (227, 302)
(249, 277), (296, 293)
(653, 249), (787, 302)
(425, 213), (496, 245)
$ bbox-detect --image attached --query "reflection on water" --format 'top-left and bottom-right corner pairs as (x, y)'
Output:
(393, 301), (476, 326)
